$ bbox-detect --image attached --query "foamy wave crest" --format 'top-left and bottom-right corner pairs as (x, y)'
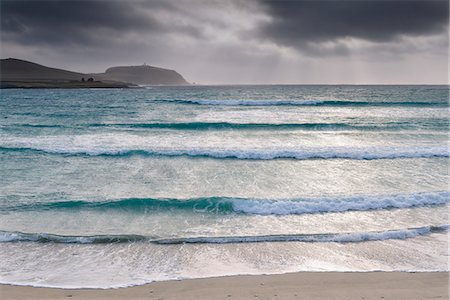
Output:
(155, 225), (449, 244)
(230, 191), (449, 215)
(162, 99), (325, 106)
(84, 122), (380, 131)
(6, 120), (448, 132)
(5, 191), (448, 215)
(1, 225), (447, 244)
(0, 146), (447, 160)
(0, 231), (147, 244)
(162, 99), (447, 107)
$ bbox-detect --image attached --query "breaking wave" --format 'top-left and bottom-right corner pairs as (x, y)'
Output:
(14, 121), (447, 131)
(0, 146), (447, 160)
(5, 191), (448, 215)
(159, 99), (447, 107)
(155, 225), (449, 244)
(1, 225), (447, 244)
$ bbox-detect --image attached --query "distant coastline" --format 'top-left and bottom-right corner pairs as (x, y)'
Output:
(0, 80), (130, 89)
(0, 58), (189, 88)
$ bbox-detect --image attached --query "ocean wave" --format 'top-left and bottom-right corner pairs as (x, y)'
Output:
(0, 145), (447, 160)
(11, 122), (359, 130)
(14, 122), (447, 131)
(1, 225), (447, 244)
(17, 124), (65, 128)
(160, 99), (448, 107)
(7, 197), (234, 212)
(89, 122), (373, 130)
(0, 231), (147, 244)
(6, 191), (448, 215)
(154, 225), (449, 244)
(230, 191), (449, 215)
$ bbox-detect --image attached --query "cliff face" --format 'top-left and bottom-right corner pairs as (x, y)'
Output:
(96, 65), (189, 85)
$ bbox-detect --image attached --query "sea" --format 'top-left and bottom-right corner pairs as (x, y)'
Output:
(0, 85), (448, 288)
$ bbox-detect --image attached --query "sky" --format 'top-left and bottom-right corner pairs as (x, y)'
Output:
(1, 0), (449, 84)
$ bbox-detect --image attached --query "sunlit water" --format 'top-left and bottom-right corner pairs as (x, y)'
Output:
(0, 85), (448, 288)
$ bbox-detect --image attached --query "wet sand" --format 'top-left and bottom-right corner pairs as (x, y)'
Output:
(0, 271), (448, 300)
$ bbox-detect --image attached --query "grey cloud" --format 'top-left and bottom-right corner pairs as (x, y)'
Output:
(260, 0), (449, 50)
(3, 0), (448, 51)
(0, 0), (176, 46)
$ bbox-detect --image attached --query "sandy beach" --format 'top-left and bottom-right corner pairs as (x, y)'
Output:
(0, 272), (447, 300)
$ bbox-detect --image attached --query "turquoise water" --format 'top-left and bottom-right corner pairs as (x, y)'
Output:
(0, 85), (448, 288)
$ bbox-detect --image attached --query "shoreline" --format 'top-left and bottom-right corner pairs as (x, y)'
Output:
(0, 81), (131, 89)
(1, 271), (448, 299)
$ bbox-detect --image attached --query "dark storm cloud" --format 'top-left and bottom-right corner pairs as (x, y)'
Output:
(0, 0), (172, 46)
(2, 0), (448, 50)
(260, 0), (449, 48)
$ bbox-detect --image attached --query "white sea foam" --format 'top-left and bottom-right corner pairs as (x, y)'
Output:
(164, 99), (446, 107)
(1, 131), (447, 160)
(170, 99), (326, 106)
(229, 191), (449, 215)
(155, 225), (449, 244)
(1, 145), (448, 160)
(1, 225), (447, 244)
